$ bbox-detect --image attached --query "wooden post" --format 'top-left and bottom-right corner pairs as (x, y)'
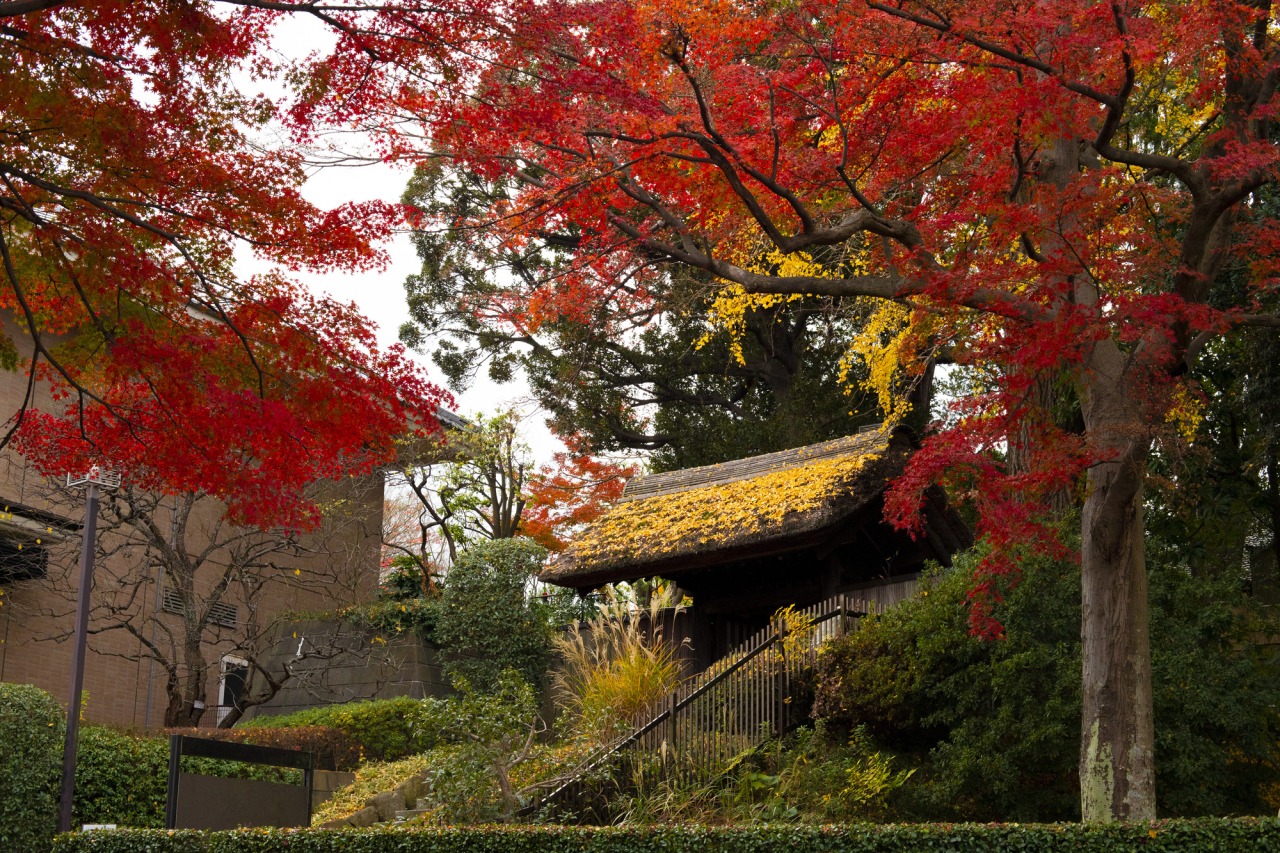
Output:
(774, 621), (787, 737)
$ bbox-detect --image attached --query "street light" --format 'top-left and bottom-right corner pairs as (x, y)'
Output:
(58, 466), (120, 834)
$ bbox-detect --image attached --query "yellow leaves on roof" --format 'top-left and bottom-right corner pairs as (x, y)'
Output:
(568, 448), (882, 566)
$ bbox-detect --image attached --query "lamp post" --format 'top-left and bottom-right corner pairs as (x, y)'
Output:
(58, 466), (120, 834)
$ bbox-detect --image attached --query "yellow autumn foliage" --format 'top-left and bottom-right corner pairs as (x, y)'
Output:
(569, 436), (888, 565)
(1165, 385), (1205, 443)
(696, 248), (851, 364)
(838, 300), (917, 428)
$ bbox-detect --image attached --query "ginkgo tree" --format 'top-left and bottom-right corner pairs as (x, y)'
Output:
(368, 0), (1280, 823)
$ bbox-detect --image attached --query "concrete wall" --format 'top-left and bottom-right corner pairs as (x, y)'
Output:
(240, 618), (452, 721)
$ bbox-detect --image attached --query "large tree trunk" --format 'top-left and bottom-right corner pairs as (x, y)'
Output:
(1077, 342), (1156, 822)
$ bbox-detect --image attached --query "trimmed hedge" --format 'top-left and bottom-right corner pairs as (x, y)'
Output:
(74, 726), (169, 830)
(241, 697), (432, 762)
(0, 682), (64, 851)
(49, 819), (1280, 852)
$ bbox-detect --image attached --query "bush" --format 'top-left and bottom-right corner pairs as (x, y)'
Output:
(725, 725), (913, 824)
(812, 541), (1280, 821)
(342, 559), (441, 643)
(0, 682), (63, 851)
(49, 818), (1280, 852)
(415, 671), (548, 823)
(434, 538), (553, 693)
(342, 597), (439, 644)
(241, 697), (434, 762)
(166, 726), (361, 772)
(74, 726), (168, 829)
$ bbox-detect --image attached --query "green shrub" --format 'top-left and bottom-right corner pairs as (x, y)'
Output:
(434, 538), (553, 693)
(415, 671), (547, 823)
(723, 725), (914, 824)
(0, 682), (63, 851)
(241, 696), (433, 762)
(342, 597), (439, 643)
(74, 726), (168, 829)
(343, 558), (442, 641)
(812, 541), (1280, 821)
(49, 818), (1280, 852)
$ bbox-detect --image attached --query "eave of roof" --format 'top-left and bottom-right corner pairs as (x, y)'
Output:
(543, 427), (916, 589)
(0, 499), (80, 541)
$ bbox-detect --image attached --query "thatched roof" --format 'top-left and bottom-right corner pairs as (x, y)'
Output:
(543, 426), (934, 590)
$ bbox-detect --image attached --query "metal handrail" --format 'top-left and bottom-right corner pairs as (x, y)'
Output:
(529, 592), (868, 819)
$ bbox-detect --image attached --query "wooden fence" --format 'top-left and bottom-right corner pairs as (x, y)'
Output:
(528, 592), (871, 820)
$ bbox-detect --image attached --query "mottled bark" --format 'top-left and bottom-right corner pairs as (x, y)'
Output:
(1269, 444), (1280, 574)
(1077, 339), (1156, 822)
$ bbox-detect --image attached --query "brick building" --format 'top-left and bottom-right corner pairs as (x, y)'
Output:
(0, 322), (431, 730)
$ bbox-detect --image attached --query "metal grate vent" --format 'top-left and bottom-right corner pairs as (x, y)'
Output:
(161, 588), (238, 628)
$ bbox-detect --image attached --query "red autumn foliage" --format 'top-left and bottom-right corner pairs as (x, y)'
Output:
(373, 2), (1278, 568)
(522, 435), (637, 551)
(1, 0), (451, 528)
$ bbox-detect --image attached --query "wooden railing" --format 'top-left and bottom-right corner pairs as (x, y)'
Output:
(529, 593), (870, 820)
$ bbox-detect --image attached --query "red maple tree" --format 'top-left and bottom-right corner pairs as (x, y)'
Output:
(522, 436), (637, 552)
(10, 0), (1280, 823)
(364, 0), (1280, 822)
(0, 0), (453, 527)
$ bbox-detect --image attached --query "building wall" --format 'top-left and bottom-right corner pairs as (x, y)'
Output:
(0, 321), (386, 731)
(0, 472), (385, 730)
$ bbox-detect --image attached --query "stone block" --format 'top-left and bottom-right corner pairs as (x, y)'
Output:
(367, 790), (405, 822)
(346, 806), (380, 828)
(396, 776), (421, 805)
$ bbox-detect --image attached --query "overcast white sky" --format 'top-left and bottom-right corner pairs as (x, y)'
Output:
(243, 21), (562, 463)
(297, 161), (560, 459)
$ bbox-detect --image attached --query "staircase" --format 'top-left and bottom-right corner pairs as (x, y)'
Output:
(528, 593), (870, 821)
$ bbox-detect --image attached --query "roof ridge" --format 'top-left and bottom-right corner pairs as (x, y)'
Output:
(620, 426), (891, 502)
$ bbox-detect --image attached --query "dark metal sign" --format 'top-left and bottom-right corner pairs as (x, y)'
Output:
(165, 735), (314, 830)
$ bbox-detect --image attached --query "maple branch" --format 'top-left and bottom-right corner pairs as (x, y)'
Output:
(866, 2), (1116, 104)
(669, 56), (819, 239)
(54, 244), (116, 347)
(605, 211), (1047, 324)
(1233, 313), (1280, 328)
(1093, 2), (1137, 152)
(867, 2), (1203, 192)
(0, 330), (39, 451)
(0, 228), (132, 437)
(0, 0), (71, 17)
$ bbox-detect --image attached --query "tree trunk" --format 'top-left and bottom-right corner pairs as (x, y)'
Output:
(1268, 442), (1280, 575)
(163, 634), (210, 728)
(1077, 343), (1156, 822)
